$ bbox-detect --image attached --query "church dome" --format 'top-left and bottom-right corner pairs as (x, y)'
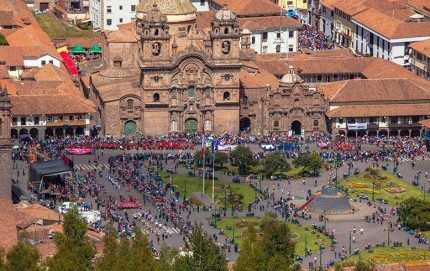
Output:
(136, 0), (196, 23)
(214, 4), (236, 21)
(280, 65), (302, 84)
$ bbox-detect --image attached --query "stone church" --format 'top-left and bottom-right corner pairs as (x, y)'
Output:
(87, 1), (326, 137)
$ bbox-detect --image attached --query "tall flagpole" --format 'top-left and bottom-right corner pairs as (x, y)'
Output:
(202, 120), (205, 195)
(212, 151), (215, 203)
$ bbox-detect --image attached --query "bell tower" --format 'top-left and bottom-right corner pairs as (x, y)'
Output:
(210, 4), (241, 63)
(0, 84), (12, 201)
(139, 3), (171, 65)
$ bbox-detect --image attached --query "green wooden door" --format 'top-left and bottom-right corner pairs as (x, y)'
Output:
(124, 121), (136, 136)
(185, 118), (198, 133)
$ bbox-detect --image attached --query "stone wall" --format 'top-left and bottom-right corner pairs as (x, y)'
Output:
(143, 110), (169, 135)
(214, 108), (239, 134)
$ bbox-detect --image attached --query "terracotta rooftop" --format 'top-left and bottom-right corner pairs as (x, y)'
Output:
(327, 78), (430, 103)
(213, 0), (285, 17)
(0, 65), (10, 79)
(352, 8), (430, 39)
(16, 204), (63, 222)
(332, 0), (367, 15)
(196, 11), (217, 29)
(407, 0), (430, 17)
(94, 77), (141, 102)
(327, 103), (430, 117)
(0, 79), (16, 94)
(52, 37), (102, 49)
(0, 46), (24, 66)
(238, 16), (301, 30)
(240, 62), (279, 89)
(409, 39), (430, 57)
(320, 0), (341, 10)
(419, 118), (430, 129)
(104, 29), (138, 43)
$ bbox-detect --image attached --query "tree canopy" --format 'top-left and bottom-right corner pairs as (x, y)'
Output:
(261, 151), (290, 176)
(230, 145), (257, 167)
(294, 151), (323, 175)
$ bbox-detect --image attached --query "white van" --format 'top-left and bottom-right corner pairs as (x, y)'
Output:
(57, 202), (85, 214)
(79, 210), (101, 224)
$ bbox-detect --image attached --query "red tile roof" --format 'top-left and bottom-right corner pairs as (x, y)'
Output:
(238, 16), (301, 30)
(213, 0), (285, 16)
(409, 39), (430, 57)
(240, 62), (279, 89)
(327, 103), (430, 117)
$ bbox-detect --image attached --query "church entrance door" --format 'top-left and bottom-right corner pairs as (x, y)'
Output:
(185, 118), (198, 133)
(124, 120), (136, 136)
(240, 117), (251, 132)
(291, 120), (301, 135)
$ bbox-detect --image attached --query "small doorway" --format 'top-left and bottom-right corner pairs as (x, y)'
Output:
(185, 118), (198, 133)
(240, 117), (251, 132)
(291, 120), (301, 135)
(124, 121), (137, 136)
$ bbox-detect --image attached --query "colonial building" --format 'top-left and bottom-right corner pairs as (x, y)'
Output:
(409, 38), (430, 80)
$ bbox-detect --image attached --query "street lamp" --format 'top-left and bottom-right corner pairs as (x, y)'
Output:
(349, 231), (352, 255)
(183, 178), (187, 204)
(214, 205), (217, 229)
(224, 186), (227, 211)
(322, 205), (328, 232)
(319, 245), (323, 267)
(387, 221), (391, 245)
(372, 176), (375, 202)
(232, 219), (236, 244)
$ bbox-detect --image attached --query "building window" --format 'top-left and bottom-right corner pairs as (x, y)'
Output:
(188, 86), (195, 97)
(390, 117), (398, 124)
(242, 96), (248, 105)
(127, 99), (134, 110)
(9, 66), (16, 71)
(49, 60), (53, 64)
(41, 60), (46, 66)
(313, 120), (319, 127)
(276, 32), (281, 39)
(276, 44), (281, 53)
(262, 46), (268, 54)
(107, 19), (112, 25)
(34, 116), (39, 125)
(171, 87), (177, 96)
(119, 18), (123, 23)
(119, 5), (122, 10)
(223, 92), (230, 101)
(131, 5), (136, 11)
(12, 117), (17, 125)
(274, 120), (279, 128)
(251, 36), (255, 44)
(200, 0), (205, 5)
(412, 116), (420, 123)
(47, 116), (53, 122)
(20, 117), (26, 125)
(347, 118), (355, 124)
(107, 6), (112, 12)
(262, 32), (268, 41)
(153, 93), (160, 102)
(153, 76), (160, 83)
(113, 60), (122, 68)
(289, 31), (294, 38)
(288, 45), (294, 52)
(338, 118), (343, 124)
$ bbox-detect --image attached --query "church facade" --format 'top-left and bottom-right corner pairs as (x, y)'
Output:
(88, 3), (327, 137)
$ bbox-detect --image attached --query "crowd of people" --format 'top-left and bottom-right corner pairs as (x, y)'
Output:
(68, 51), (101, 63)
(298, 24), (335, 50)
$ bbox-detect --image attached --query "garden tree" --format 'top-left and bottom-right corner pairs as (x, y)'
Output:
(230, 145), (257, 175)
(261, 151), (290, 176)
(173, 223), (227, 271)
(95, 224), (155, 271)
(156, 242), (179, 271)
(234, 226), (265, 271)
(259, 214), (295, 267)
(94, 222), (117, 271)
(214, 151), (229, 167)
(194, 148), (212, 166)
(267, 254), (289, 271)
(3, 238), (40, 271)
(400, 197), (430, 231)
(294, 151), (323, 175)
(0, 33), (7, 46)
(44, 206), (95, 271)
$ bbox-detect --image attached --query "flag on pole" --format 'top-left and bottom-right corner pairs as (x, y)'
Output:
(201, 124), (205, 156)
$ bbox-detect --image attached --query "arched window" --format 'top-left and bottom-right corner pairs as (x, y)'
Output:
(317, 75), (322, 81)
(224, 27), (229, 34)
(154, 29), (159, 36)
(242, 96), (248, 105)
(188, 86), (195, 97)
(170, 121), (178, 132)
(127, 99), (134, 110)
(276, 44), (281, 53)
(274, 120), (279, 128)
(314, 120), (319, 127)
(153, 93), (160, 102)
(223, 92), (230, 101)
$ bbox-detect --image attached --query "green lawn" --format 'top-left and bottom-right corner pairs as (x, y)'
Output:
(158, 172), (259, 208)
(348, 247), (430, 264)
(339, 169), (425, 206)
(33, 13), (100, 38)
(210, 217), (331, 257)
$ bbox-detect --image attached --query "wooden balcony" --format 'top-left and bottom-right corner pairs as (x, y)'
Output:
(46, 120), (86, 127)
